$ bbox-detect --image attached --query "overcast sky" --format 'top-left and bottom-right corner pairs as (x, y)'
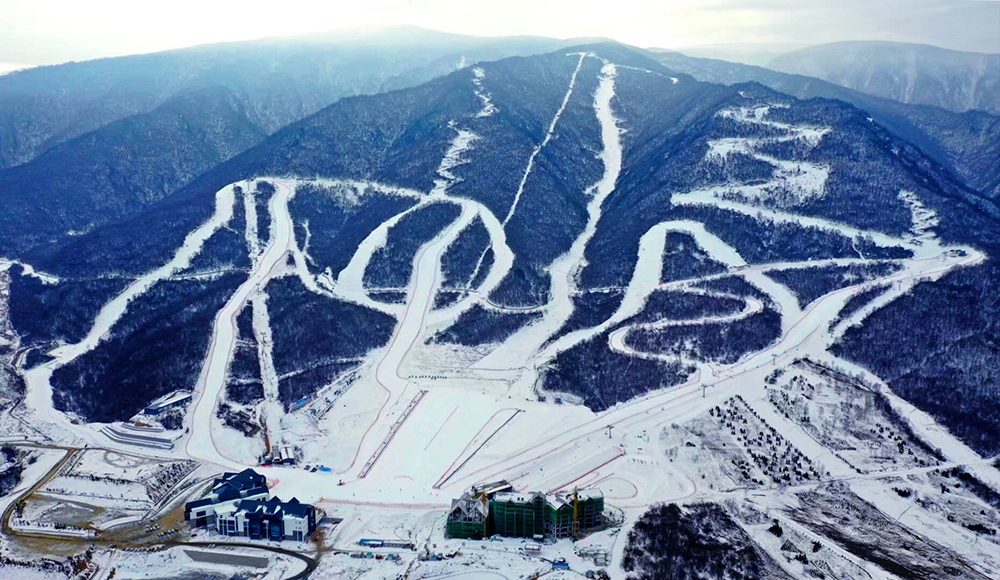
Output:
(2, 0), (998, 65)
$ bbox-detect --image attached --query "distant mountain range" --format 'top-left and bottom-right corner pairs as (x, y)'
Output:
(768, 41), (1000, 114)
(660, 43), (813, 67)
(0, 27), (603, 253)
(0, 26), (600, 171)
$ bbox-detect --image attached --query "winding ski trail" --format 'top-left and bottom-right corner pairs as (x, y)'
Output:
(186, 179), (296, 468)
(476, 61), (622, 369)
(20, 183), (238, 448)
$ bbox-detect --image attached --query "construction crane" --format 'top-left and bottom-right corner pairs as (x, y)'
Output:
(573, 487), (583, 539)
(475, 491), (489, 539)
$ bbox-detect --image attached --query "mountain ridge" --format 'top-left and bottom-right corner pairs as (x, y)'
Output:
(768, 40), (1000, 114)
(657, 50), (1000, 200)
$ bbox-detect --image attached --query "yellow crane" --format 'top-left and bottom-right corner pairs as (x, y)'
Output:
(475, 491), (489, 539)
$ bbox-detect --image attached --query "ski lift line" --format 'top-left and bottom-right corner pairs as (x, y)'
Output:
(546, 448), (626, 495)
(461, 53), (588, 290)
(433, 408), (524, 490)
(424, 406), (461, 451)
(358, 390), (427, 479)
(502, 53), (587, 227)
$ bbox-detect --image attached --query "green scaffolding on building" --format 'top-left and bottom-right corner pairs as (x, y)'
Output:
(491, 493), (546, 538)
(447, 489), (605, 540)
(446, 493), (488, 539)
(490, 491), (604, 539)
(574, 490), (604, 531)
(446, 519), (486, 540)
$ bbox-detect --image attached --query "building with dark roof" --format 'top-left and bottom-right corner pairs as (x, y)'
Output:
(216, 497), (318, 542)
(213, 468), (267, 497)
(184, 469), (269, 528)
(184, 468), (318, 542)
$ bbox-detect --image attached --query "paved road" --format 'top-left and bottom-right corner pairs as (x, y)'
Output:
(174, 541), (317, 579)
(1, 448), (76, 538)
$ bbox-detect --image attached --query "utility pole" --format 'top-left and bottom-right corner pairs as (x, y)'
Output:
(606, 424), (614, 438)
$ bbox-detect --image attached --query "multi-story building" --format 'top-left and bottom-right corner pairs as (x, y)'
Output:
(184, 468), (268, 528)
(447, 488), (604, 540)
(184, 468), (319, 542)
(215, 497), (317, 542)
(490, 492), (547, 538)
(446, 492), (489, 539)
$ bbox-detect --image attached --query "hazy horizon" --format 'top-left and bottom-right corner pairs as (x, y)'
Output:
(2, 0), (997, 67)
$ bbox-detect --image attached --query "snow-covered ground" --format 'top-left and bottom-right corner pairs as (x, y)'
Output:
(6, 54), (999, 580)
(251, 290), (283, 452)
(88, 546), (305, 580)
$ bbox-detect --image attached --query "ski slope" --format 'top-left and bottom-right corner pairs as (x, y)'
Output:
(10, 53), (1000, 580)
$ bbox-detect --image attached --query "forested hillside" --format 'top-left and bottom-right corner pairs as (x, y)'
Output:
(0, 26), (584, 170)
(656, 50), (1000, 200)
(5, 40), (1000, 478)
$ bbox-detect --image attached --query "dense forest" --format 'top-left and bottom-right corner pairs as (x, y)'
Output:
(660, 232), (729, 283)
(265, 277), (396, 407)
(833, 262), (1000, 457)
(623, 503), (790, 580)
(544, 330), (693, 410)
(431, 305), (540, 347)
(8, 267), (128, 348)
(551, 290), (624, 341)
(766, 262), (901, 308)
(628, 290), (744, 324)
(363, 201), (461, 288)
(51, 274), (244, 422)
(438, 217), (491, 291)
(627, 308), (782, 365)
(290, 182), (417, 280)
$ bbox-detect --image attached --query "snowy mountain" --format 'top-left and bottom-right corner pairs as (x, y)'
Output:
(12, 41), (997, 440)
(3, 40), (1000, 580)
(657, 50), (1000, 201)
(768, 41), (1000, 114)
(0, 28), (605, 254)
(0, 26), (593, 171)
